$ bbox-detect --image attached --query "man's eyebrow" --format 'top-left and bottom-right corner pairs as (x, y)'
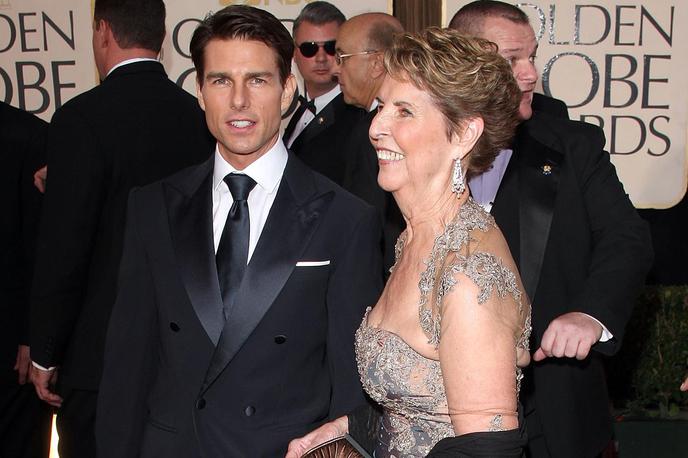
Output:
(246, 71), (274, 79)
(205, 71), (229, 80)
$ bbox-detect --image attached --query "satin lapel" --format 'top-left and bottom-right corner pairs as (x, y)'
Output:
(165, 158), (225, 346)
(291, 100), (336, 151)
(515, 126), (562, 302)
(200, 157), (334, 393)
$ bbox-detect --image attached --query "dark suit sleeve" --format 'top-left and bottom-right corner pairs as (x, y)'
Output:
(30, 107), (106, 367)
(96, 189), (158, 457)
(326, 204), (383, 418)
(568, 126), (652, 355)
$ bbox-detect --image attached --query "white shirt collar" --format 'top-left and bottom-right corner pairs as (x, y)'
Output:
(369, 98), (379, 112)
(212, 137), (288, 195)
(308, 85), (341, 114)
(107, 57), (159, 77)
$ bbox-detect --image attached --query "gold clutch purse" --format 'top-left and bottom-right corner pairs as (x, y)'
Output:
(302, 434), (372, 458)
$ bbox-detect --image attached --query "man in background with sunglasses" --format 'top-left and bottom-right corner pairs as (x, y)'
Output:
(283, 1), (365, 186)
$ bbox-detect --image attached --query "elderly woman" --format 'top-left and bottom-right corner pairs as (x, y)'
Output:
(287, 27), (530, 457)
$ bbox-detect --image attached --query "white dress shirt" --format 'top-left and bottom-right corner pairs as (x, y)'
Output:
(211, 139), (288, 261)
(106, 57), (159, 77)
(286, 85), (341, 148)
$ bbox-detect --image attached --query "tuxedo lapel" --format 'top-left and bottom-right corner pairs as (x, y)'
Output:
(165, 157), (225, 346)
(513, 124), (562, 302)
(200, 156), (334, 394)
(290, 99), (337, 151)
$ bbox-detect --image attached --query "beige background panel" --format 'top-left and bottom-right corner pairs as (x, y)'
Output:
(444, 0), (687, 208)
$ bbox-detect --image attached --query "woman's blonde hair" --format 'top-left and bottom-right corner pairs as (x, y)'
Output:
(384, 27), (521, 177)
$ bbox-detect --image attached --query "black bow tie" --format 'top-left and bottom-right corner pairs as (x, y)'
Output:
(298, 95), (316, 115)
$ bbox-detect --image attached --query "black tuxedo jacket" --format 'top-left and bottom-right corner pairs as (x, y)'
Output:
(284, 92), (365, 185)
(30, 61), (214, 390)
(96, 154), (383, 458)
(491, 113), (652, 457)
(342, 110), (405, 275)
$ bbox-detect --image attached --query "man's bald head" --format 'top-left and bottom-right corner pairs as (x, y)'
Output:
(334, 13), (403, 110)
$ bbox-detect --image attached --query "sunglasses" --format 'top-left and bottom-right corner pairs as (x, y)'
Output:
(297, 40), (336, 58)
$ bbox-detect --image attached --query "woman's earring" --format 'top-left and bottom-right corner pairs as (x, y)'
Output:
(451, 159), (465, 196)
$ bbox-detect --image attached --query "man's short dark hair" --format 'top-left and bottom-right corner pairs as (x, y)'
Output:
(449, 0), (529, 36)
(293, 1), (345, 36)
(94, 0), (165, 52)
(190, 5), (294, 86)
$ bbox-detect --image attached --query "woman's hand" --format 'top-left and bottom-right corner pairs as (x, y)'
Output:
(285, 415), (348, 458)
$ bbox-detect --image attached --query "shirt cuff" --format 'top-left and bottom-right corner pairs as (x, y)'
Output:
(31, 361), (57, 372)
(581, 313), (613, 342)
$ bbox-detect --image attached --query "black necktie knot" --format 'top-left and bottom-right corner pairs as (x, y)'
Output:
(224, 173), (256, 202)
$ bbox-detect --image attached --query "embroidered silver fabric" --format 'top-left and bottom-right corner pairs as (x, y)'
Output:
(356, 312), (454, 458)
(356, 198), (532, 457)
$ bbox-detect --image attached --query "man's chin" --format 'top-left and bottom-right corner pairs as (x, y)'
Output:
(519, 104), (533, 121)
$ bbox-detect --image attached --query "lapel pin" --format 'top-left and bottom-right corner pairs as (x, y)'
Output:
(317, 116), (324, 124)
(542, 164), (552, 175)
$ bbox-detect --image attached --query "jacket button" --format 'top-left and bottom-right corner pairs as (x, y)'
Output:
(196, 398), (206, 410)
(244, 405), (255, 416)
(274, 335), (287, 344)
(170, 322), (180, 332)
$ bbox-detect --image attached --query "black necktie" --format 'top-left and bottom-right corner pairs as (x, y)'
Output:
(216, 173), (257, 319)
(283, 95), (316, 142)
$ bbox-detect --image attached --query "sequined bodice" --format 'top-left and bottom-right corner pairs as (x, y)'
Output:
(356, 313), (453, 457)
(354, 198), (531, 458)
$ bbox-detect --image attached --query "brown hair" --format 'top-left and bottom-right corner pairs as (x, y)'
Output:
(94, 0), (165, 52)
(190, 5), (294, 86)
(384, 27), (521, 176)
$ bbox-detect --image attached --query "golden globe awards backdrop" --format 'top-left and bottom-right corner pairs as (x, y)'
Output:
(0, 0), (391, 115)
(444, 0), (688, 209)
(0, 0), (96, 122)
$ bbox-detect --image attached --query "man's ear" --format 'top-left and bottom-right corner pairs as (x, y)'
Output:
(453, 117), (485, 161)
(196, 77), (205, 111)
(369, 52), (385, 79)
(281, 74), (297, 115)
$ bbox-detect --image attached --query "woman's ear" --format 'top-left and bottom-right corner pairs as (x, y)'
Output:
(453, 117), (484, 161)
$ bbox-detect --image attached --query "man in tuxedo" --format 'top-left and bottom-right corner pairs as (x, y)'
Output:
(0, 102), (52, 458)
(284, 1), (365, 185)
(333, 13), (405, 274)
(450, 2), (653, 457)
(29, 0), (214, 456)
(96, 6), (382, 457)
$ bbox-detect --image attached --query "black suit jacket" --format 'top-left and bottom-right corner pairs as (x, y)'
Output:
(0, 102), (52, 458)
(30, 61), (214, 390)
(342, 110), (405, 275)
(532, 93), (569, 119)
(0, 102), (46, 367)
(96, 154), (383, 458)
(284, 93), (365, 185)
(491, 113), (652, 457)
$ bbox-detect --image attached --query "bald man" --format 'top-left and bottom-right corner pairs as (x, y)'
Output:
(334, 13), (405, 275)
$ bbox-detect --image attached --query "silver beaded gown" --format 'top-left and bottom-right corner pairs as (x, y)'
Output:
(355, 198), (531, 458)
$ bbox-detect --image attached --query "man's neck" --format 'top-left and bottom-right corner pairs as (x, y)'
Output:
(103, 48), (159, 76)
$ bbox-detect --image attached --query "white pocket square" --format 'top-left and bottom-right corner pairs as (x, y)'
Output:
(295, 260), (330, 267)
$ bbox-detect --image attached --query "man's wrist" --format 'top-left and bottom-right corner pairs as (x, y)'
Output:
(31, 361), (57, 372)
